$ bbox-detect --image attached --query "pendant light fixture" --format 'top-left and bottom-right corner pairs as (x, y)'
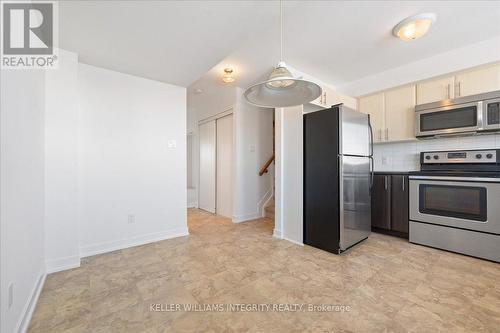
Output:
(244, 0), (322, 108)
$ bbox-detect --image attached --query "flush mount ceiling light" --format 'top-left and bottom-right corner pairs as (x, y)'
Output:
(222, 68), (235, 83)
(393, 13), (437, 41)
(243, 0), (321, 108)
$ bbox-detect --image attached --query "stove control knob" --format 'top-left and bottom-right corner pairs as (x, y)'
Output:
(433, 155), (439, 160)
(425, 155), (431, 160)
(486, 153), (493, 159)
(476, 154), (482, 159)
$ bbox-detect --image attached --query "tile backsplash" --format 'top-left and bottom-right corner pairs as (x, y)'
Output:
(373, 134), (500, 172)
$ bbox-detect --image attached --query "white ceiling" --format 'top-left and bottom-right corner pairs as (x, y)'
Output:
(59, 1), (277, 87)
(60, 1), (500, 92)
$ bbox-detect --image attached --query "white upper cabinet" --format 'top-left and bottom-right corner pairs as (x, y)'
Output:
(309, 85), (357, 110)
(454, 63), (500, 98)
(359, 86), (416, 143)
(358, 62), (500, 144)
(384, 85), (416, 142)
(329, 90), (358, 110)
(309, 85), (330, 108)
(416, 63), (500, 105)
(289, 66), (358, 110)
(358, 92), (384, 142)
(416, 76), (454, 105)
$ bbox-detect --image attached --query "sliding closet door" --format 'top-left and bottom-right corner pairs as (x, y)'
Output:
(198, 121), (216, 213)
(216, 114), (233, 218)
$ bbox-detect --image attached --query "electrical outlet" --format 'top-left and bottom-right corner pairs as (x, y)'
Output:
(8, 283), (13, 309)
(128, 214), (135, 224)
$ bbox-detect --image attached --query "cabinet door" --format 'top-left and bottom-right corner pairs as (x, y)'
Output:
(455, 64), (500, 98)
(384, 85), (416, 141)
(358, 93), (384, 142)
(390, 175), (408, 233)
(309, 85), (327, 108)
(371, 175), (391, 230)
(327, 89), (358, 110)
(416, 76), (454, 104)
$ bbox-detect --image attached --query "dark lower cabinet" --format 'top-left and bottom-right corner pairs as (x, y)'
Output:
(391, 175), (409, 233)
(371, 175), (391, 230)
(371, 173), (409, 237)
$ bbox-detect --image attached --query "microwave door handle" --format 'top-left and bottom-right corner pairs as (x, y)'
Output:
(478, 101), (484, 129)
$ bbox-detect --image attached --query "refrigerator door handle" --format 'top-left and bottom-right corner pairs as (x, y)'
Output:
(369, 156), (374, 191)
(368, 115), (374, 157)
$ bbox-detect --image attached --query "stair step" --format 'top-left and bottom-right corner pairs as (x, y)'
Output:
(265, 205), (275, 214)
(264, 204), (275, 219)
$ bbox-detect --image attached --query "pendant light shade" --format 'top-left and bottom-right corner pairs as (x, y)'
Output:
(243, 1), (322, 108)
(244, 62), (322, 108)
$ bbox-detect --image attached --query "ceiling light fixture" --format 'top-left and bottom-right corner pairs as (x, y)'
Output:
(243, 0), (321, 108)
(393, 13), (437, 41)
(222, 68), (235, 83)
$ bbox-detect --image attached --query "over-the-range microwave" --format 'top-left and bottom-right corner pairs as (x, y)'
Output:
(415, 90), (500, 138)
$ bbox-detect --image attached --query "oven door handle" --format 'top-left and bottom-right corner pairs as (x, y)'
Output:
(409, 175), (500, 183)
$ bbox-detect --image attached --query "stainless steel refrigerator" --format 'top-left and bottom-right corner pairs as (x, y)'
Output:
(303, 104), (373, 254)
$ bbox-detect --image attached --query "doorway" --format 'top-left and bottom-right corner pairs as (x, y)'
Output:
(198, 111), (233, 218)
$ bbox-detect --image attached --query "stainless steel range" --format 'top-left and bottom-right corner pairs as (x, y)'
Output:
(409, 149), (500, 262)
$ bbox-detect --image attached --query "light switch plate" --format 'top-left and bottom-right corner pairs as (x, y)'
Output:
(167, 140), (177, 148)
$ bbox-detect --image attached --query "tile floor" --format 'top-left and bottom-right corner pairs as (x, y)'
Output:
(28, 209), (500, 332)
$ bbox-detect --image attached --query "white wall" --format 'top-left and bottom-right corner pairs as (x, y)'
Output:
(44, 49), (80, 273)
(1, 70), (46, 333)
(374, 135), (500, 172)
(233, 89), (274, 222)
(274, 106), (304, 244)
(77, 64), (188, 256)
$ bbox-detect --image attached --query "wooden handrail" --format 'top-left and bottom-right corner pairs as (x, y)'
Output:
(259, 155), (275, 176)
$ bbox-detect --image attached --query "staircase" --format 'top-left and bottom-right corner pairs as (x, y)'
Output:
(261, 114), (275, 221)
(264, 197), (275, 220)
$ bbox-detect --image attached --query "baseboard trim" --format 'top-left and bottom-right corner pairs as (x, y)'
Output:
(232, 212), (262, 223)
(80, 227), (189, 258)
(16, 270), (46, 333)
(46, 255), (81, 274)
(273, 228), (282, 239)
(283, 236), (304, 246)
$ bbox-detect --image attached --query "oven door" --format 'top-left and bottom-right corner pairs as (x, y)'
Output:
(415, 101), (482, 137)
(409, 177), (500, 234)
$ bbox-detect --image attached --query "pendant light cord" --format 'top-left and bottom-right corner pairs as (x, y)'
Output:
(280, 0), (283, 62)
